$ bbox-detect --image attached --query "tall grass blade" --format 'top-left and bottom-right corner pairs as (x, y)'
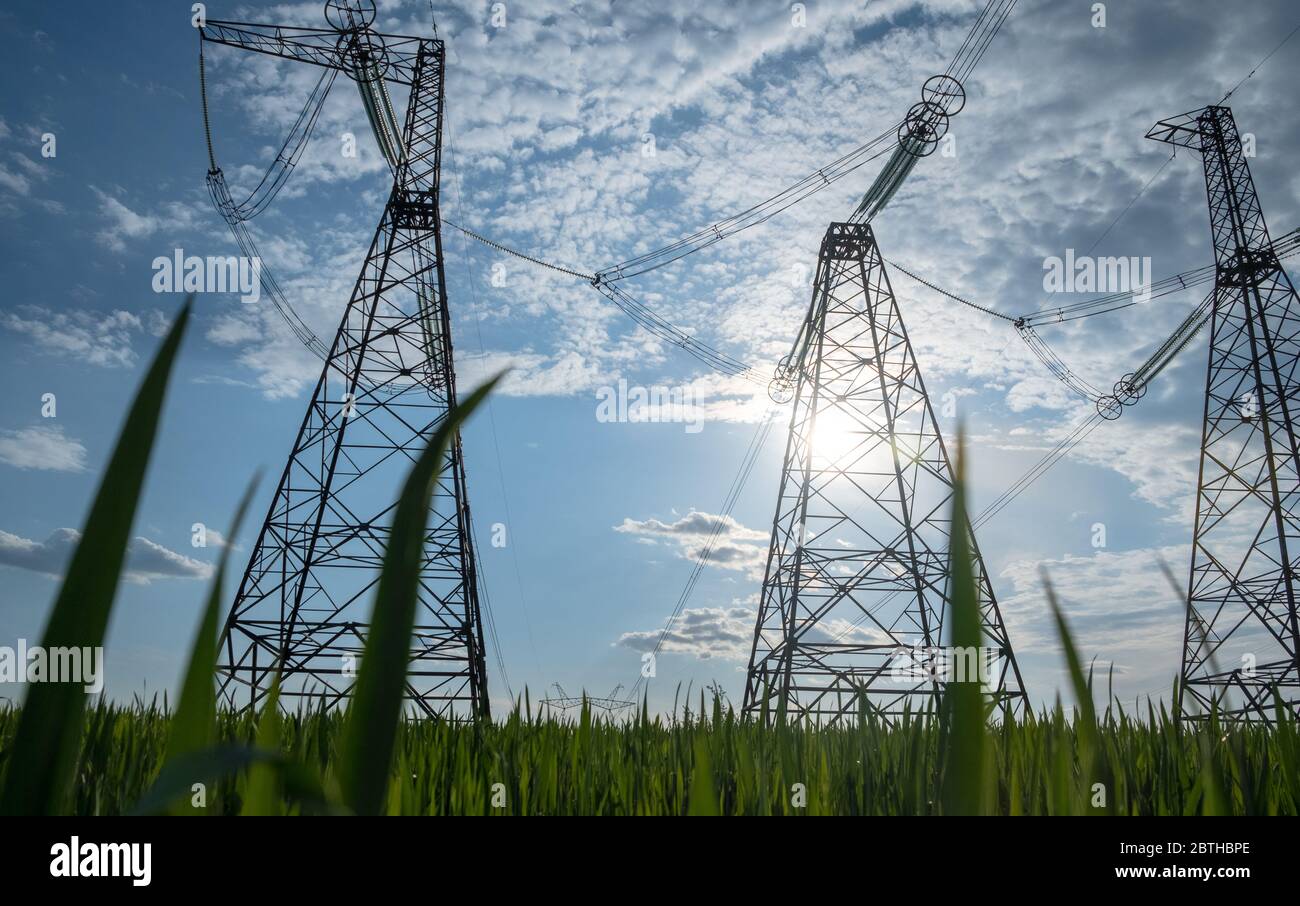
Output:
(939, 429), (986, 816)
(687, 734), (719, 816)
(157, 477), (259, 813)
(241, 674), (283, 816)
(1042, 570), (1111, 813)
(0, 299), (192, 816)
(336, 374), (504, 815)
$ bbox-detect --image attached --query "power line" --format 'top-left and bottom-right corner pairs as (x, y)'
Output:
(443, 219), (594, 281)
(1219, 21), (1300, 103)
(199, 41), (336, 361)
(446, 219), (764, 383)
(594, 126), (902, 282)
(885, 257), (1019, 322)
(442, 0), (1024, 393)
(890, 227), (1300, 327)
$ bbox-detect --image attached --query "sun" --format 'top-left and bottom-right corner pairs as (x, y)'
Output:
(809, 407), (863, 467)
(809, 407), (918, 472)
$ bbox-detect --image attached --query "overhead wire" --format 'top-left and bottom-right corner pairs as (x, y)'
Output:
(443, 219), (593, 281)
(1218, 21), (1300, 103)
(593, 124), (903, 283)
(443, 220), (765, 383)
(200, 39), (336, 361)
(202, 3), (1282, 703)
(888, 227), (1300, 329)
(1007, 149), (1179, 403)
(973, 412), (1106, 528)
(821, 23), (1300, 647)
(949, 0), (1018, 81)
(444, 0), (1022, 397)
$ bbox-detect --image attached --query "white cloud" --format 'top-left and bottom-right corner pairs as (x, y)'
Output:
(0, 146), (56, 209)
(457, 348), (603, 397)
(1, 305), (168, 368)
(206, 313), (323, 400)
(0, 164), (32, 196)
(0, 425), (87, 472)
(616, 604), (755, 660)
(201, 529), (235, 550)
(90, 186), (203, 253)
(91, 187), (159, 252)
(125, 536), (215, 584)
(616, 511), (767, 540)
(0, 528), (213, 584)
(998, 545), (1190, 702)
(616, 510), (768, 576)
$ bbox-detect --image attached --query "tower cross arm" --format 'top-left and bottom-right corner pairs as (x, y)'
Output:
(1146, 106), (1218, 149)
(200, 19), (429, 86)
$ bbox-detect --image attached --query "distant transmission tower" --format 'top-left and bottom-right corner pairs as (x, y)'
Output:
(210, 3), (490, 717)
(1149, 106), (1300, 721)
(539, 684), (636, 716)
(742, 221), (1027, 723)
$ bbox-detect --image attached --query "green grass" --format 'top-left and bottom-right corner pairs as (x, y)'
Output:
(1, 693), (1297, 815)
(0, 296), (1296, 817)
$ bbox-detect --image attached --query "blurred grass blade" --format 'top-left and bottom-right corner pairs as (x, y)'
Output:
(0, 298), (192, 816)
(159, 476), (259, 813)
(241, 673), (283, 816)
(687, 734), (719, 816)
(1042, 569), (1111, 813)
(939, 428), (986, 816)
(132, 745), (263, 815)
(337, 374), (504, 815)
(1042, 571), (1097, 729)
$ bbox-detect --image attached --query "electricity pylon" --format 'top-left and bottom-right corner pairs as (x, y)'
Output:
(1149, 106), (1300, 721)
(743, 221), (1027, 723)
(208, 6), (490, 718)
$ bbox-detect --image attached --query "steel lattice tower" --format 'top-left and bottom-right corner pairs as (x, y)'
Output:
(1149, 106), (1300, 721)
(742, 221), (1027, 723)
(208, 12), (489, 718)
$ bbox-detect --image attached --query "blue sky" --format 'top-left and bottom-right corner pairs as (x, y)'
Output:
(1, 0), (1298, 714)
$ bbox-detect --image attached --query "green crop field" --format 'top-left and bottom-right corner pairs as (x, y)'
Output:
(2, 692), (1298, 816)
(1, 300), (1295, 818)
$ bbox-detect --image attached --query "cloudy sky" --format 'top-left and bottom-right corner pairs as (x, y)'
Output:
(1, 0), (1298, 714)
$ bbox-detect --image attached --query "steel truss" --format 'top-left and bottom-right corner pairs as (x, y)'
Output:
(212, 19), (489, 718)
(743, 221), (1027, 724)
(1150, 106), (1300, 721)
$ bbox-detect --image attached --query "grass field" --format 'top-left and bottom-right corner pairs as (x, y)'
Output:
(1, 298), (1295, 818)
(2, 693), (1298, 815)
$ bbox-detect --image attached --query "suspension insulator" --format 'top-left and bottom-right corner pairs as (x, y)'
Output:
(921, 74), (966, 116)
(897, 101), (948, 157)
(894, 74), (965, 158)
(768, 376), (794, 404)
(1113, 372), (1146, 406)
(1096, 395), (1124, 420)
(336, 28), (391, 82)
(324, 0), (377, 31)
